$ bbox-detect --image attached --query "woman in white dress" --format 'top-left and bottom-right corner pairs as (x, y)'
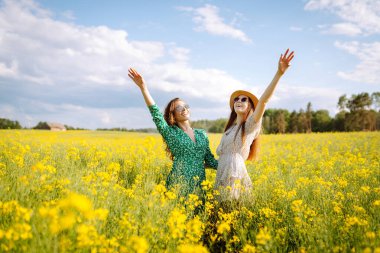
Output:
(215, 49), (295, 200)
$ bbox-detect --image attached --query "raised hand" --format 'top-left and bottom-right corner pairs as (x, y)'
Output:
(278, 49), (295, 74)
(128, 68), (146, 90)
(127, 68), (155, 106)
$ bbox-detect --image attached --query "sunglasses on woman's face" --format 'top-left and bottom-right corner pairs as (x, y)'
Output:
(234, 97), (248, 103)
(175, 104), (190, 112)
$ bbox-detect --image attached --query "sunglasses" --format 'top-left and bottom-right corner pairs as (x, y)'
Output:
(234, 97), (248, 103)
(175, 104), (190, 112)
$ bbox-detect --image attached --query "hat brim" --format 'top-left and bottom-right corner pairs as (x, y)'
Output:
(229, 90), (259, 110)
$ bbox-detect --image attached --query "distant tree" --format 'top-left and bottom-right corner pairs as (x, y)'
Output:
(371, 92), (380, 111)
(333, 111), (346, 132)
(64, 125), (75, 130)
(337, 94), (348, 112)
(263, 109), (289, 134)
(306, 102), (312, 133)
(208, 119), (227, 133)
(297, 109), (307, 133)
(191, 120), (210, 131)
(263, 116), (271, 134)
(263, 109), (276, 133)
(185, 118), (227, 133)
(288, 110), (298, 133)
(347, 92), (372, 112)
(33, 121), (50, 130)
(335, 92), (378, 131)
(274, 110), (288, 133)
(312, 110), (332, 132)
(0, 118), (22, 129)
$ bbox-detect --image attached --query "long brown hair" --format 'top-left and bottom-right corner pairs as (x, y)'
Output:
(163, 98), (182, 160)
(224, 97), (260, 161)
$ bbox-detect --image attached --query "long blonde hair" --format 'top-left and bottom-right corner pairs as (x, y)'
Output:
(224, 98), (260, 161)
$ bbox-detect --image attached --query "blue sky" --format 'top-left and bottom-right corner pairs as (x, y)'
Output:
(0, 0), (379, 129)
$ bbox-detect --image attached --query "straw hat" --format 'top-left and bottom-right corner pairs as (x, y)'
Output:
(229, 90), (259, 110)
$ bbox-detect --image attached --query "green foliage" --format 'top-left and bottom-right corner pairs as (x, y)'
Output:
(32, 121), (50, 130)
(0, 118), (21, 129)
(337, 92), (379, 131)
(1, 92), (379, 133)
(191, 119), (227, 133)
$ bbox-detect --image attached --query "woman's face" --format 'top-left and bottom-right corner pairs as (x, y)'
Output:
(233, 95), (249, 114)
(173, 100), (190, 122)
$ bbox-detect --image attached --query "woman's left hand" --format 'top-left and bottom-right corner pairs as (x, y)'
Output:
(278, 49), (295, 74)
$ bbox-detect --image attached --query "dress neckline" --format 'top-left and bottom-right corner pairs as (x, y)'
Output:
(225, 125), (237, 136)
(177, 126), (197, 144)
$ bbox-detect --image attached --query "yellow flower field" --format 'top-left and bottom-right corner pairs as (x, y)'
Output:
(0, 130), (379, 252)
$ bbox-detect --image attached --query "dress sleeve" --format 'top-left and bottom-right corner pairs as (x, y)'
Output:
(245, 112), (262, 139)
(201, 130), (218, 170)
(148, 104), (173, 140)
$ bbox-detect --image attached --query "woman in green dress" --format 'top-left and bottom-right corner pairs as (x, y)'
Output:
(128, 68), (218, 196)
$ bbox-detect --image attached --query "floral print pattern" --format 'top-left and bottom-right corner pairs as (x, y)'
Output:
(148, 104), (218, 196)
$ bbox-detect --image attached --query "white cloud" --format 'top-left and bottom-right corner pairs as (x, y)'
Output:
(305, 0), (380, 36)
(335, 41), (380, 84)
(178, 4), (252, 43)
(168, 47), (190, 63)
(324, 23), (362, 36)
(0, 0), (252, 128)
(0, 61), (18, 77)
(0, 0), (246, 94)
(270, 84), (343, 115)
(305, 0), (380, 85)
(146, 64), (249, 99)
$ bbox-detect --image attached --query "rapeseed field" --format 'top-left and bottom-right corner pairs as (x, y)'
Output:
(0, 130), (379, 252)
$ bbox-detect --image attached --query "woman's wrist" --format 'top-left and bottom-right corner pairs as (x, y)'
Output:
(276, 69), (284, 76)
(140, 86), (148, 93)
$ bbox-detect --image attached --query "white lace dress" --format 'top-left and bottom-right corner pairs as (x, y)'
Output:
(215, 113), (262, 200)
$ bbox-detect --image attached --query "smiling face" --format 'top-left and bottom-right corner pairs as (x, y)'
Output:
(173, 100), (190, 122)
(233, 95), (249, 115)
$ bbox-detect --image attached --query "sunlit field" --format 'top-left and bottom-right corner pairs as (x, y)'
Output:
(0, 130), (379, 253)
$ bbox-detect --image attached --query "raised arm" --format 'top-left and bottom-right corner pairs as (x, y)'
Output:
(128, 68), (173, 138)
(128, 68), (155, 106)
(252, 49), (294, 123)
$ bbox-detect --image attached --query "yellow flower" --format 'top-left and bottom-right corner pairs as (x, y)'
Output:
(94, 208), (109, 221)
(291, 200), (303, 213)
(260, 207), (277, 219)
(360, 186), (371, 193)
(256, 227), (271, 246)
(128, 236), (149, 253)
(167, 208), (187, 239)
(186, 216), (204, 243)
(242, 244), (256, 253)
(177, 244), (209, 253)
(58, 212), (76, 230)
(217, 222), (230, 234)
(201, 180), (213, 191)
(365, 231), (376, 240)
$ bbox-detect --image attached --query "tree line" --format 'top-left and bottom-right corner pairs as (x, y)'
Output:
(1, 92), (379, 133)
(192, 92), (380, 134)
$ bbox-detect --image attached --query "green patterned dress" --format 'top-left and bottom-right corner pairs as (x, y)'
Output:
(149, 104), (218, 196)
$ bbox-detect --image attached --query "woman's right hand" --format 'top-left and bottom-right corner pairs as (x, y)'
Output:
(128, 68), (146, 90)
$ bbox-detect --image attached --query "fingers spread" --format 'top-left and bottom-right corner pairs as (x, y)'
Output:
(283, 48), (289, 58)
